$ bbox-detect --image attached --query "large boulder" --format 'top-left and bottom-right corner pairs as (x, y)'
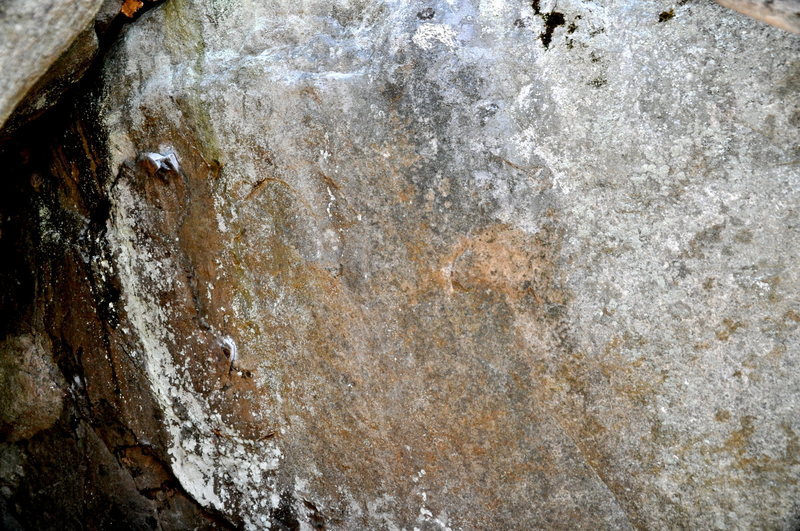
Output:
(81, 0), (800, 528)
(1, 0), (798, 528)
(0, 0), (105, 128)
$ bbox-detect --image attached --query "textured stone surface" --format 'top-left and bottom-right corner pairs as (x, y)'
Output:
(716, 0), (800, 33)
(0, 0), (104, 128)
(4, 26), (99, 132)
(79, 0), (800, 528)
(0, 335), (64, 442)
(1, 0), (799, 529)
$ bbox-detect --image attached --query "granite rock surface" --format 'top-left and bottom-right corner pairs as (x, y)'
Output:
(1, 0), (799, 529)
(715, 0), (800, 33)
(82, 0), (800, 528)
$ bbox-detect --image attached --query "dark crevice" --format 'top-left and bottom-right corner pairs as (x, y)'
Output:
(272, 491), (301, 531)
(658, 9), (675, 22)
(530, 1), (566, 49)
(0, 1), (236, 529)
(303, 499), (327, 530)
(416, 7), (436, 20)
(1, 1), (167, 145)
(112, 443), (236, 529)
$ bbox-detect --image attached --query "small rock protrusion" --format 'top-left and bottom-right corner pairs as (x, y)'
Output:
(138, 151), (180, 179)
(217, 335), (238, 373)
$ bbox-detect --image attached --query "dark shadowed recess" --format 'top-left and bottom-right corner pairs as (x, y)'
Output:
(0, 2), (235, 529)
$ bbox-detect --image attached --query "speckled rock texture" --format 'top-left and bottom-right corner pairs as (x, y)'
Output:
(1, 0), (799, 529)
(0, 335), (64, 442)
(715, 0), (800, 32)
(0, 0), (104, 128)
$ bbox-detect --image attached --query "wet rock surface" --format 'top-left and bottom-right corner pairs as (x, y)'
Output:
(0, 0), (798, 529)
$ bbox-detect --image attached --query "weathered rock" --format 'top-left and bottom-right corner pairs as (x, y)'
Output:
(716, 0), (800, 33)
(0, 92), (231, 529)
(0, 0), (105, 128)
(2, 0), (800, 529)
(4, 26), (100, 132)
(0, 335), (64, 442)
(73, 0), (799, 528)
(0, 443), (25, 530)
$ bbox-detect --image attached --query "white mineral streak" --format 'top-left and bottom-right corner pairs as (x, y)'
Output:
(411, 24), (459, 50)
(106, 178), (282, 528)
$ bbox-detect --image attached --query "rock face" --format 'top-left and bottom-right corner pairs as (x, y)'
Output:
(1, 0), (799, 529)
(0, 335), (64, 442)
(0, 0), (104, 128)
(715, 0), (800, 33)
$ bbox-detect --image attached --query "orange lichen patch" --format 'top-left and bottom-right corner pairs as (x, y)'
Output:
(715, 318), (745, 341)
(397, 182), (416, 203)
(298, 85), (323, 105)
(121, 0), (145, 18)
(602, 332), (648, 360)
(707, 416), (755, 457)
(693, 415), (799, 476)
(715, 410), (732, 422)
(436, 224), (564, 306)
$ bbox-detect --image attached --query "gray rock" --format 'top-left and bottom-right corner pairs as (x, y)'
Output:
(0, 0), (104, 128)
(716, 0), (800, 33)
(3, 25), (99, 132)
(4, 0), (798, 528)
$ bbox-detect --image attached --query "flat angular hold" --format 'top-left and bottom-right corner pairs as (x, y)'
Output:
(138, 151), (180, 177)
